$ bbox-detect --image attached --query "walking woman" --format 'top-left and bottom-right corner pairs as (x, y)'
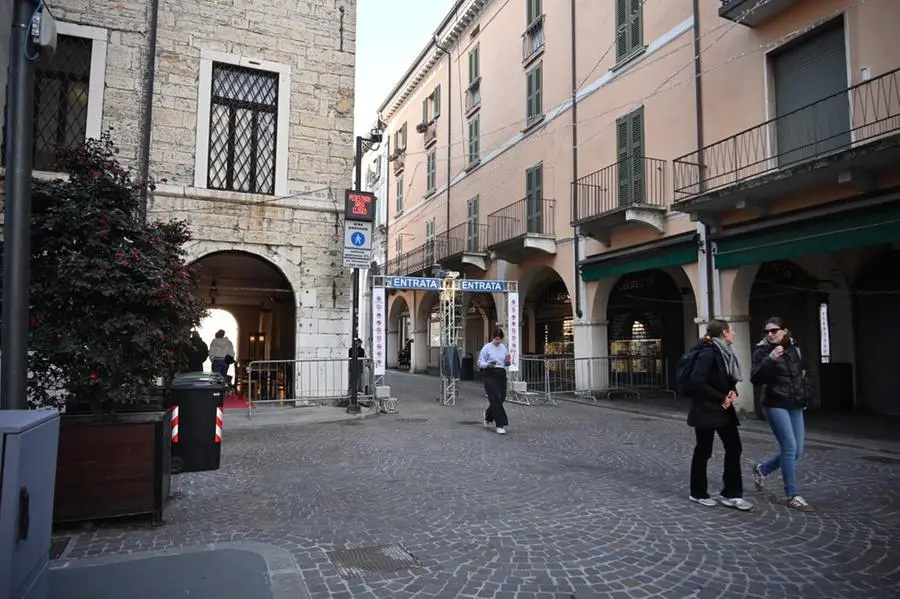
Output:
(478, 328), (511, 435)
(750, 317), (815, 512)
(687, 319), (752, 511)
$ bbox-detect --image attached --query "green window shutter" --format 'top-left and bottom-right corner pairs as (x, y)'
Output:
(535, 64), (542, 117)
(629, 0), (643, 53)
(422, 99), (428, 125)
(526, 64), (542, 121)
(630, 107), (645, 204)
(401, 123), (407, 148)
(616, 114), (631, 205)
(526, 69), (534, 119)
(527, 0), (541, 24)
(468, 50), (475, 85)
(396, 177), (403, 212)
(434, 85), (441, 118)
(615, 0), (629, 61)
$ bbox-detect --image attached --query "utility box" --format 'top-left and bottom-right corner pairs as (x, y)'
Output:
(0, 410), (61, 599)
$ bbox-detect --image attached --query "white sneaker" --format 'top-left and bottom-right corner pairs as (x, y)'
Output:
(786, 495), (814, 512)
(689, 496), (717, 507)
(718, 496), (753, 511)
(496, 427), (506, 435)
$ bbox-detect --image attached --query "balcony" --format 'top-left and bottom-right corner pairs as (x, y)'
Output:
(465, 79), (481, 115)
(435, 222), (490, 271)
(522, 15), (545, 65)
(424, 120), (437, 148)
(572, 157), (668, 246)
(673, 67), (900, 219)
(487, 197), (556, 262)
(387, 241), (440, 277)
(718, 0), (802, 28)
(392, 150), (406, 175)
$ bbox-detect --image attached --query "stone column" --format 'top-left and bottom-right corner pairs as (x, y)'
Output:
(574, 319), (609, 395)
(387, 328), (399, 367)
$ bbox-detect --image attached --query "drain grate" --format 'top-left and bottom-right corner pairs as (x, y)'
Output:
(396, 417), (428, 423)
(50, 537), (70, 559)
(859, 455), (900, 465)
(326, 543), (423, 577)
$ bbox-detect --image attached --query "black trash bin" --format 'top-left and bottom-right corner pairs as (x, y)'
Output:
(169, 372), (227, 474)
(460, 353), (474, 381)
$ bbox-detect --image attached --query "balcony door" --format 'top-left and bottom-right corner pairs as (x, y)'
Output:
(525, 165), (543, 234)
(425, 218), (436, 265)
(773, 18), (850, 167)
(467, 197), (480, 252)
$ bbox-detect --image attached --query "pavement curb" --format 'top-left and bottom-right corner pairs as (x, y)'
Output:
(50, 541), (310, 599)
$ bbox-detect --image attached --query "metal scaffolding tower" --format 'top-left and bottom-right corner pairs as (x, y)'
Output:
(438, 275), (463, 406)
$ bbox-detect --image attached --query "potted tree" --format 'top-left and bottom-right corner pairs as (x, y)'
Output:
(10, 132), (206, 524)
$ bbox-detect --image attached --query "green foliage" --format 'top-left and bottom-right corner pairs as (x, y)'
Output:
(9, 132), (207, 412)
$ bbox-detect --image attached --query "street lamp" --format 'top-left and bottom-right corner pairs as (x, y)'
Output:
(348, 126), (384, 414)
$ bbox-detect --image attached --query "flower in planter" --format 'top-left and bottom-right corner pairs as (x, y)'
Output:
(0, 131), (208, 415)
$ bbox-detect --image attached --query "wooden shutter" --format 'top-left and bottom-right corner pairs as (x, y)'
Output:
(630, 107), (645, 204)
(526, 165), (543, 233)
(422, 99), (428, 125)
(396, 177), (403, 212)
(629, 0), (642, 53)
(467, 197), (479, 250)
(616, 114), (631, 206)
(527, 0), (541, 25)
(433, 85), (441, 118)
(615, 0), (628, 61)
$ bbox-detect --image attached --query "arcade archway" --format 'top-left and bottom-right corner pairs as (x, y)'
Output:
(854, 250), (900, 415)
(388, 295), (411, 369)
(606, 269), (695, 392)
(191, 250), (296, 391)
(522, 268), (573, 356)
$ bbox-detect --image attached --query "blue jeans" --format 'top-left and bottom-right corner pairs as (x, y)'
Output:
(760, 407), (805, 497)
(212, 358), (229, 378)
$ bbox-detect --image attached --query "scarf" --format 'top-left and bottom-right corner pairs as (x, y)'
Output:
(712, 336), (743, 383)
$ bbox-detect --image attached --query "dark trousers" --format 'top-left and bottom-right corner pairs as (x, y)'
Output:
(212, 358), (228, 378)
(483, 368), (508, 428)
(690, 424), (743, 499)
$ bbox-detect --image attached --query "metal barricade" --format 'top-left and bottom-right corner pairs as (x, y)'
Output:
(510, 355), (675, 404)
(246, 358), (375, 418)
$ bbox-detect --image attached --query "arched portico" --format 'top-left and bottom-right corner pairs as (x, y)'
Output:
(387, 294), (411, 368)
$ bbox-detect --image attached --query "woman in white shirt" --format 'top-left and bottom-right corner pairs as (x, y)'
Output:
(478, 328), (511, 434)
(208, 329), (236, 379)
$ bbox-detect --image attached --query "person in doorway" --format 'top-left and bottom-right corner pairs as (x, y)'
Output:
(209, 329), (235, 379)
(187, 330), (209, 372)
(750, 317), (815, 512)
(348, 338), (366, 395)
(478, 328), (512, 435)
(687, 319), (753, 511)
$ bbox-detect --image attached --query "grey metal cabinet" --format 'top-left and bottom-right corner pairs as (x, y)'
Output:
(0, 410), (61, 599)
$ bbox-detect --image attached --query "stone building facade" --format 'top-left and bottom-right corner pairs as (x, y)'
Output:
(2, 0), (358, 362)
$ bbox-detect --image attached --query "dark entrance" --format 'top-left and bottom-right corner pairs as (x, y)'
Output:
(607, 269), (686, 391)
(525, 278), (573, 356)
(854, 250), (900, 415)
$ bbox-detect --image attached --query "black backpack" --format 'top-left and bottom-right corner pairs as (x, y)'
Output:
(676, 343), (705, 396)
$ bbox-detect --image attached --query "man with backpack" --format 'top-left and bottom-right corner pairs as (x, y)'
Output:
(679, 319), (753, 511)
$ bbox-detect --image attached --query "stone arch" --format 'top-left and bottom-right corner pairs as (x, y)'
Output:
(520, 266), (574, 355)
(387, 294), (411, 369)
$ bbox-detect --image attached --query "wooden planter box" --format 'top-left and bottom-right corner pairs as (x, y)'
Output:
(54, 410), (172, 525)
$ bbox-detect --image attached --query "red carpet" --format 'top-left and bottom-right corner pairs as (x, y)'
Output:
(223, 391), (250, 411)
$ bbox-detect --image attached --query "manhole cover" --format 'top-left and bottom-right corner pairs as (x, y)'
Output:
(458, 420), (481, 425)
(50, 537), (70, 559)
(326, 544), (423, 577)
(397, 417), (428, 423)
(859, 455), (900, 465)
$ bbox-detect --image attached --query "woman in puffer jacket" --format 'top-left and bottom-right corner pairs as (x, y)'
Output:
(750, 316), (814, 512)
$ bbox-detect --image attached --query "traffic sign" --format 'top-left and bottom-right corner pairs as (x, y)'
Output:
(344, 220), (373, 251)
(344, 190), (375, 222)
(342, 247), (371, 269)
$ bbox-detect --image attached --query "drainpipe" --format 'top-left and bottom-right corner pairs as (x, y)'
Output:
(137, 0), (160, 222)
(692, 0), (715, 321)
(435, 32), (452, 245)
(384, 134), (391, 271)
(570, 0), (583, 318)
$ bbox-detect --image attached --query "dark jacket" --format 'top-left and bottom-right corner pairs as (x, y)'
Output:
(750, 338), (808, 410)
(187, 337), (209, 372)
(687, 340), (740, 430)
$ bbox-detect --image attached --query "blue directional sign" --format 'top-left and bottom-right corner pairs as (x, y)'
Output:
(351, 231), (366, 247)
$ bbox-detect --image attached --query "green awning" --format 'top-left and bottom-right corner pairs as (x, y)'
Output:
(581, 242), (697, 282)
(715, 203), (900, 270)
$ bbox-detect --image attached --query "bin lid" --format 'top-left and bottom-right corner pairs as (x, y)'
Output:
(170, 372), (227, 389)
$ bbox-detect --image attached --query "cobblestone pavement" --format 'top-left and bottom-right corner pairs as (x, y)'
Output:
(56, 372), (900, 599)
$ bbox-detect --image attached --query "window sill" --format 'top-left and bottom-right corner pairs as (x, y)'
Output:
(522, 45), (545, 69)
(465, 159), (482, 173)
(424, 190), (437, 200)
(153, 183), (276, 202)
(522, 115), (545, 136)
(424, 136), (438, 150)
(613, 46), (648, 73)
(465, 102), (481, 118)
(0, 167), (70, 181)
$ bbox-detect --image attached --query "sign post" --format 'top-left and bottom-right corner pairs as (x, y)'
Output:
(344, 185), (376, 414)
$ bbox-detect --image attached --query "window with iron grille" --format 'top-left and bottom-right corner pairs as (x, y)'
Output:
(1, 34), (92, 171)
(207, 62), (279, 195)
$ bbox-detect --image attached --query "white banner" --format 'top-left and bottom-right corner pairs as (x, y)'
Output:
(372, 287), (386, 375)
(506, 292), (520, 372)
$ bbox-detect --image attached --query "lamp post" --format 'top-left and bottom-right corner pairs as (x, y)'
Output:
(1, 0), (39, 411)
(348, 127), (383, 414)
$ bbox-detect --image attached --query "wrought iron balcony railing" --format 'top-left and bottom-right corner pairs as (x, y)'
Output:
(487, 197), (555, 247)
(424, 121), (437, 146)
(392, 150), (406, 174)
(435, 222), (489, 259)
(522, 15), (545, 63)
(674, 66), (900, 200)
(572, 157), (668, 223)
(465, 79), (481, 114)
(387, 239), (443, 276)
